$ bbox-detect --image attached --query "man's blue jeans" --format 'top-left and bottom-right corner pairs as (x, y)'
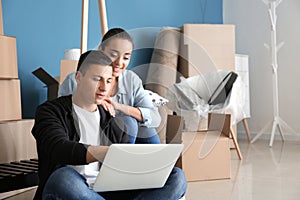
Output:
(42, 166), (187, 200)
(119, 116), (161, 144)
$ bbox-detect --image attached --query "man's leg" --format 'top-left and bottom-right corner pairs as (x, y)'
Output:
(100, 167), (187, 200)
(42, 167), (104, 200)
(136, 167), (187, 200)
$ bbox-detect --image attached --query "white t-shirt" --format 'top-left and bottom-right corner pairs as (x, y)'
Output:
(70, 103), (101, 187)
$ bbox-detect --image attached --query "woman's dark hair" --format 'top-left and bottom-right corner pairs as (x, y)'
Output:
(76, 50), (112, 75)
(100, 28), (134, 50)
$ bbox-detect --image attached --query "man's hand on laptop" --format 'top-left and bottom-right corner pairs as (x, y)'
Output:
(86, 146), (109, 163)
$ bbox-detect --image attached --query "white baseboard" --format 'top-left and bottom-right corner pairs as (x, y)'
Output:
(237, 130), (300, 141)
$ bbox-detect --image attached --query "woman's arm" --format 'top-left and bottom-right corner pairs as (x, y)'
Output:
(113, 101), (143, 122)
(100, 71), (161, 127)
(100, 95), (143, 122)
(119, 71), (161, 127)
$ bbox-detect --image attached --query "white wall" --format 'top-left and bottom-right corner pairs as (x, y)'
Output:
(223, 0), (300, 138)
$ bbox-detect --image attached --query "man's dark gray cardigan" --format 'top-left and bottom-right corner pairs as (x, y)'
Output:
(31, 95), (129, 199)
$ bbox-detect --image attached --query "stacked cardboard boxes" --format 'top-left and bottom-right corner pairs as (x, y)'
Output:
(0, 31), (21, 121)
(177, 24), (239, 150)
(0, 0), (21, 121)
(0, 2), (37, 165)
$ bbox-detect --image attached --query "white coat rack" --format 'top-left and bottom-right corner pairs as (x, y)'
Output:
(251, 0), (295, 147)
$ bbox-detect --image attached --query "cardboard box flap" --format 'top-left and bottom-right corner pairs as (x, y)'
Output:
(32, 67), (58, 100)
(32, 67), (58, 85)
(166, 115), (184, 144)
(207, 113), (230, 137)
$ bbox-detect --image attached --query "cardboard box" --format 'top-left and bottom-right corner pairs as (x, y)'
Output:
(0, 119), (37, 163)
(181, 131), (230, 181)
(59, 59), (78, 84)
(0, 79), (22, 121)
(179, 24), (235, 78)
(167, 113), (231, 181)
(33, 60), (77, 100)
(32, 67), (59, 100)
(0, 35), (18, 78)
(0, 0), (3, 35)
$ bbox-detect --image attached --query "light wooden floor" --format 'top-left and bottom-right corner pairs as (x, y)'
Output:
(2, 138), (300, 200)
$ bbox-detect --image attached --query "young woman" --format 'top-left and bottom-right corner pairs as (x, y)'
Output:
(59, 28), (161, 144)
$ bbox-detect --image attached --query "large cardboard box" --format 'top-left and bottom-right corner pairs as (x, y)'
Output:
(0, 35), (18, 78)
(0, 119), (37, 163)
(167, 113), (231, 181)
(0, 79), (22, 121)
(179, 24), (235, 78)
(59, 59), (78, 84)
(0, 0), (3, 35)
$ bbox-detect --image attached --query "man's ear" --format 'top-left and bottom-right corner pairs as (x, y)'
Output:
(75, 71), (82, 83)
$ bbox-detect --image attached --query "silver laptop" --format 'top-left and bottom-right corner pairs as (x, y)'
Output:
(93, 144), (183, 192)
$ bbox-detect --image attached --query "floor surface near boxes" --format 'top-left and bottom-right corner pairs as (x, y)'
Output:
(2, 138), (300, 200)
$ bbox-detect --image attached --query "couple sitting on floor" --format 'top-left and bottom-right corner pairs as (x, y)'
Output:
(32, 28), (187, 200)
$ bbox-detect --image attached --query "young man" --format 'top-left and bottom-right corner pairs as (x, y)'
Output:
(32, 50), (187, 200)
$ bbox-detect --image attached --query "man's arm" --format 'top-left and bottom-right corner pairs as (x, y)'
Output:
(86, 145), (109, 163)
(32, 101), (88, 165)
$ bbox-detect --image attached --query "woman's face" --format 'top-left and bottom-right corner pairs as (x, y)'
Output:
(100, 38), (133, 77)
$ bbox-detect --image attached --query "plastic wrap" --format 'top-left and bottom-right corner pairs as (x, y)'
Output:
(166, 70), (246, 130)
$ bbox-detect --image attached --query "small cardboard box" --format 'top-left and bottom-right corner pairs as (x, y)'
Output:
(32, 61), (77, 101)
(167, 113), (231, 181)
(0, 35), (18, 78)
(59, 59), (78, 84)
(0, 119), (37, 163)
(179, 24), (235, 78)
(0, 79), (22, 121)
(0, 0), (3, 35)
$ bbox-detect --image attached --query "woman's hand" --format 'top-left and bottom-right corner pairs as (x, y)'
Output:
(99, 97), (116, 117)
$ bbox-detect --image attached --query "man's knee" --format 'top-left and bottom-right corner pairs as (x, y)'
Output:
(171, 167), (187, 190)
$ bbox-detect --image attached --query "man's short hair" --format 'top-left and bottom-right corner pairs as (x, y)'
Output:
(76, 50), (112, 75)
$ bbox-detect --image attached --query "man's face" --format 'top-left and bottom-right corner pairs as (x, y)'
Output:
(100, 38), (133, 77)
(76, 64), (113, 105)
